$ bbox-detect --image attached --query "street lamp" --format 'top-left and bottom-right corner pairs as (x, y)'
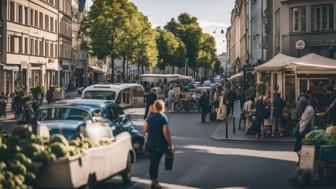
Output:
(213, 27), (228, 79)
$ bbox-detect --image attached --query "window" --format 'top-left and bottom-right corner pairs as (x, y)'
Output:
(18, 36), (22, 53)
(50, 17), (54, 32)
(45, 15), (49, 31)
(39, 40), (43, 56)
(31, 38), (34, 55)
(10, 35), (15, 53)
(45, 41), (49, 57)
(55, 44), (58, 58)
(18, 5), (23, 23)
(312, 4), (334, 31)
(24, 38), (28, 54)
(9, 1), (15, 21)
(35, 39), (38, 55)
(24, 7), (28, 25)
(39, 12), (43, 29)
(34, 10), (38, 27)
(50, 43), (54, 57)
(30, 9), (34, 26)
(291, 7), (306, 32)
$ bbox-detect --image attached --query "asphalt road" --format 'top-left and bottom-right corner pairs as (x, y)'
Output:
(0, 110), (332, 189)
(97, 112), (318, 189)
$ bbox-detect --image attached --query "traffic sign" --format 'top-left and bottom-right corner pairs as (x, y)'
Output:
(296, 40), (305, 49)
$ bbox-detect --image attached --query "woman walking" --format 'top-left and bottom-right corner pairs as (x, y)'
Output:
(144, 100), (174, 189)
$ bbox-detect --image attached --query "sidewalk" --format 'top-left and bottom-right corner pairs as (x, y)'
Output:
(211, 116), (295, 144)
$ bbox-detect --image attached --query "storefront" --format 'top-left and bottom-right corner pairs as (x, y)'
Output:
(256, 53), (336, 108)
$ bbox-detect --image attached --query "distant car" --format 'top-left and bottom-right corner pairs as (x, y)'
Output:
(37, 99), (145, 153)
(203, 80), (211, 86)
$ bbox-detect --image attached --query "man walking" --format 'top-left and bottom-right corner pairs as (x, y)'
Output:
(272, 93), (285, 136)
(199, 90), (210, 123)
(167, 87), (176, 112)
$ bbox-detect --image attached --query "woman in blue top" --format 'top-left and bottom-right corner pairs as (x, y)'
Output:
(144, 100), (173, 189)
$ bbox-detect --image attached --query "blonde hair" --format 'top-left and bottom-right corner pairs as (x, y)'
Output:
(153, 100), (165, 113)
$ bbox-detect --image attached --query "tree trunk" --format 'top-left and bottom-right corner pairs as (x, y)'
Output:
(137, 62), (140, 81)
(111, 56), (115, 83)
(122, 55), (126, 83)
(126, 60), (129, 82)
(172, 66), (175, 74)
(204, 67), (207, 80)
(141, 65), (144, 74)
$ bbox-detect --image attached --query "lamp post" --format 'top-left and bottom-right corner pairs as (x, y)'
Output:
(213, 27), (228, 78)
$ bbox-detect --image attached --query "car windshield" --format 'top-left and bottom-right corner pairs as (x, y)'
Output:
(37, 107), (90, 121)
(83, 91), (116, 100)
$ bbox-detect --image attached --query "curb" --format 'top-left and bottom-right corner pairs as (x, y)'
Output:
(211, 133), (295, 144)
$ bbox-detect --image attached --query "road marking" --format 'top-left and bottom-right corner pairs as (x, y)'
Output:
(180, 144), (298, 162)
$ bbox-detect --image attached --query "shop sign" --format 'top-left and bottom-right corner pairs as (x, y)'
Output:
(299, 145), (316, 170)
(306, 39), (336, 47)
(296, 40), (305, 50)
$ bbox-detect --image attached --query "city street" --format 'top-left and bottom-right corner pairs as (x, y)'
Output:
(98, 111), (300, 189)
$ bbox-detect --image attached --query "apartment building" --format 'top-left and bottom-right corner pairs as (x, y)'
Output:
(277, 0), (336, 59)
(72, 0), (86, 87)
(58, 0), (72, 88)
(0, 0), (59, 94)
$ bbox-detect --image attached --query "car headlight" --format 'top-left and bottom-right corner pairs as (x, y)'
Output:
(133, 142), (141, 149)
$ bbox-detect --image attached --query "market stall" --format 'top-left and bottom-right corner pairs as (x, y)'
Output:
(294, 126), (336, 186)
(140, 73), (193, 83)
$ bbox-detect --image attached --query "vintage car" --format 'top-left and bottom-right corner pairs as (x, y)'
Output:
(37, 120), (135, 188)
(82, 83), (145, 108)
(36, 99), (145, 153)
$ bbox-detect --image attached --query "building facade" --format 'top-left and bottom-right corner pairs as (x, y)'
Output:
(0, 0), (59, 94)
(58, 0), (72, 88)
(278, 0), (336, 59)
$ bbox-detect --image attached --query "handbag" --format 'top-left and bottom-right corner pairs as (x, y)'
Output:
(164, 149), (174, 171)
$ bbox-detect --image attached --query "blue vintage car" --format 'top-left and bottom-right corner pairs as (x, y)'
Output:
(36, 99), (145, 153)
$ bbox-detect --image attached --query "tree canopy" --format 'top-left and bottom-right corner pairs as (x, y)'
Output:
(156, 30), (186, 73)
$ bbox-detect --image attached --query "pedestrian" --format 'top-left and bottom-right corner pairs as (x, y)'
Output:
(294, 98), (317, 153)
(243, 95), (255, 132)
(144, 88), (157, 119)
(226, 88), (237, 116)
(199, 90), (210, 123)
(272, 93), (285, 136)
(144, 100), (174, 189)
(167, 87), (176, 112)
(295, 90), (308, 120)
(21, 101), (35, 124)
(0, 92), (8, 118)
(46, 87), (54, 104)
(255, 95), (269, 138)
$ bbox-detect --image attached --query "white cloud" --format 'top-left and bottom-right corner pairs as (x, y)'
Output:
(199, 20), (228, 54)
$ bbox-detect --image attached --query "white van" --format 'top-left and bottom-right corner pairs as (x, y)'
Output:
(82, 83), (145, 108)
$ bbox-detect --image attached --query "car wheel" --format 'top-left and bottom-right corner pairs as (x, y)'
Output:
(81, 174), (96, 189)
(121, 155), (132, 185)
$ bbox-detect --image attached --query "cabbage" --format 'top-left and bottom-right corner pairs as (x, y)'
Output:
(303, 129), (327, 145)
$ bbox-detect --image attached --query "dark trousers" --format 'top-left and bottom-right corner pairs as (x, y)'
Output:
(201, 107), (208, 122)
(144, 105), (150, 119)
(149, 149), (163, 180)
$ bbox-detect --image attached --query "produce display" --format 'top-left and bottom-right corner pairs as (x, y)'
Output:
(0, 125), (113, 189)
(303, 126), (336, 146)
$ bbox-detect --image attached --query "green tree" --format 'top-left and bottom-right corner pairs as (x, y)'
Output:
(156, 31), (186, 74)
(164, 13), (202, 75)
(197, 33), (217, 80)
(79, 0), (140, 82)
(213, 58), (224, 75)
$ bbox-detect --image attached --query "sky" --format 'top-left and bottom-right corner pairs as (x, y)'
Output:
(87, 0), (235, 54)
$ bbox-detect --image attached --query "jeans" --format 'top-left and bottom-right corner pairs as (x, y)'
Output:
(149, 149), (164, 180)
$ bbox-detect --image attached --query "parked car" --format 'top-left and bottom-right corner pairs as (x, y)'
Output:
(38, 121), (135, 188)
(36, 99), (145, 153)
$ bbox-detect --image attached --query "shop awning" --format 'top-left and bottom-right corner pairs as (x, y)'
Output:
(2, 65), (19, 71)
(228, 72), (243, 80)
(285, 53), (336, 73)
(89, 65), (105, 73)
(255, 53), (297, 71)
